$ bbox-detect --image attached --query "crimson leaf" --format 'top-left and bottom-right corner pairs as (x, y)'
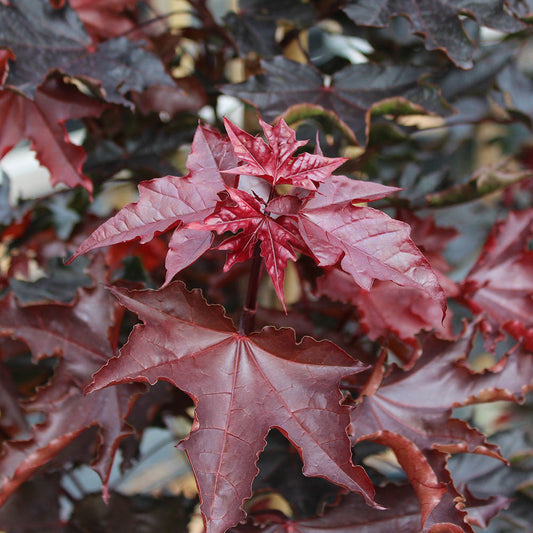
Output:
(297, 175), (446, 309)
(67, 0), (139, 41)
(223, 117), (346, 190)
(88, 282), (377, 533)
(221, 57), (448, 146)
(194, 187), (304, 309)
(69, 123), (237, 282)
(316, 268), (453, 348)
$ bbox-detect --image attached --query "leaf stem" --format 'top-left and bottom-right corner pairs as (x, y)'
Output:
(239, 241), (263, 335)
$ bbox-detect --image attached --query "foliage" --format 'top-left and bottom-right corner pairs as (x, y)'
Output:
(0, 1), (533, 532)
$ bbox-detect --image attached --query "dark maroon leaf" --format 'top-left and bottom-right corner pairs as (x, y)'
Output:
(0, 0), (174, 105)
(343, 0), (525, 68)
(232, 482), (503, 533)
(224, 0), (317, 58)
(67, 490), (195, 533)
(253, 429), (339, 518)
(221, 57), (449, 145)
(460, 209), (533, 350)
(350, 322), (533, 527)
(0, 364), (141, 506)
(88, 282), (377, 533)
(0, 473), (64, 533)
(0, 79), (105, 194)
(0, 269), (143, 504)
(0, 365), (28, 439)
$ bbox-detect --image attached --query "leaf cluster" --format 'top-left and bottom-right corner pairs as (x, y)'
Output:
(0, 1), (533, 532)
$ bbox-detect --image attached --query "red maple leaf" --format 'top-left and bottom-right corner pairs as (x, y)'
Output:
(229, 482), (507, 533)
(349, 322), (533, 529)
(0, 265), (143, 504)
(0, 79), (105, 194)
(87, 281), (377, 533)
(296, 175), (446, 309)
(193, 188), (304, 309)
(316, 267), (454, 349)
(460, 209), (533, 350)
(223, 117), (346, 190)
(68, 0), (138, 41)
(69, 123), (237, 282)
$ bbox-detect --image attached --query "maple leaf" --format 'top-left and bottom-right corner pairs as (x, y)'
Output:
(316, 212), (458, 349)
(460, 209), (533, 351)
(296, 175), (446, 309)
(0, 270), (143, 504)
(69, 123), (238, 282)
(0, 0), (174, 105)
(0, 367), (28, 439)
(316, 268), (453, 349)
(193, 188), (304, 309)
(349, 322), (533, 528)
(224, 0), (316, 59)
(223, 117), (346, 190)
(87, 282), (377, 533)
(0, 365), (140, 506)
(343, 0), (525, 69)
(221, 57), (448, 146)
(0, 79), (105, 194)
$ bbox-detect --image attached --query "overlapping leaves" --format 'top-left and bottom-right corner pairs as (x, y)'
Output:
(350, 323), (533, 530)
(343, 0), (524, 68)
(0, 0), (174, 104)
(72, 118), (445, 310)
(221, 58), (448, 146)
(0, 262), (143, 505)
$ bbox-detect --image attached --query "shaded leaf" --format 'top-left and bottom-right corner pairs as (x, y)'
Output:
(67, 490), (195, 533)
(460, 209), (533, 351)
(0, 0), (174, 105)
(343, 0), (525, 69)
(221, 57), (448, 146)
(350, 323), (533, 527)
(253, 429), (339, 518)
(9, 256), (92, 304)
(0, 473), (64, 533)
(232, 482), (503, 533)
(0, 271), (143, 504)
(0, 79), (106, 194)
(224, 0), (317, 58)
(88, 282), (376, 533)
(0, 364), (141, 506)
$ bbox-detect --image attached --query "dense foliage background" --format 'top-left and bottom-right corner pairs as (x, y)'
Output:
(1, 0), (533, 531)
